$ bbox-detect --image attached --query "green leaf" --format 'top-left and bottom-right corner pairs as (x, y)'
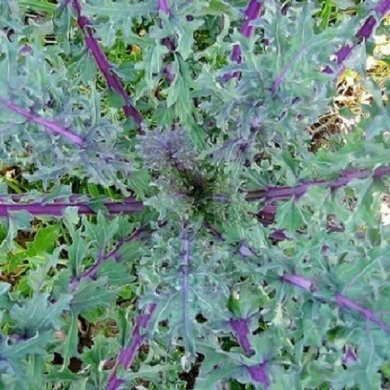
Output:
(18, 0), (57, 13)
(332, 353), (382, 390)
(61, 312), (79, 368)
(139, 42), (168, 89)
(9, 224), (60, 271)
(174, 19), (204, 60)
(70, 278), (116, 313)
(80, 53), (98, 82)
(26, 224), (60, 256)
(98, 259), (135, 286)
(0, 210), (33, 252)
(107, 89), (126, 109)
(10, 293), (72, 337)
(68, 229), (90, 278)
(203, 0), (234, 16)
(166, 57), (194, 125)
(128, 169), (152, 199)
(275, 199), (305, 235)
(1, 331), (54, 360)
(84, 213), (119, 249)
(82, 334), (115, 387)
(195, 350), (238, 390)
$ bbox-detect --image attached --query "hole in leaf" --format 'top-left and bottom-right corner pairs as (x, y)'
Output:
(195, 313), (208, 324)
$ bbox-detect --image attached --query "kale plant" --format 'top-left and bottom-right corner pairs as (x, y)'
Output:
(1, 0), (390, 389)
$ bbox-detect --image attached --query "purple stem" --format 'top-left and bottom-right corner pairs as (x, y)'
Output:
(105, 227), (146, 262)
(107, 303), (157, 390)
(68, 0), (142, 125)
(281, 275), (390, 332)
(231, 44), (243, 64)
(229, 318), (254, 355)
(245, 165), (390, 202)
(256, 205), (360, 238)
(0, 197), (143, 218)
(204, 227), (390, 370)
(245, 361), (270, 388)
(157, 0), (169, 14)
(68, 245), (105, 291)
(356, 16), (377, 40)
(376, 0), (390, 16)
(335, 45), (356, 65)
(204, 221), (290, 247)
(210, 226), (390, 338)
(271, 48), (306, 95)
(324, 18), (375, 74)
(224, 0), (263, 80)
(241, 0), (263, 38)
(70, 227), (146, 290)
(275, 2), (390, 90)
(282, 273), (316, 292)
(0, 97), (84, 147)
(323, 2), (390, 75)
(182, 236), (190, 325)
(212, 219), (390, 336)
(335, 293), (390, 332)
